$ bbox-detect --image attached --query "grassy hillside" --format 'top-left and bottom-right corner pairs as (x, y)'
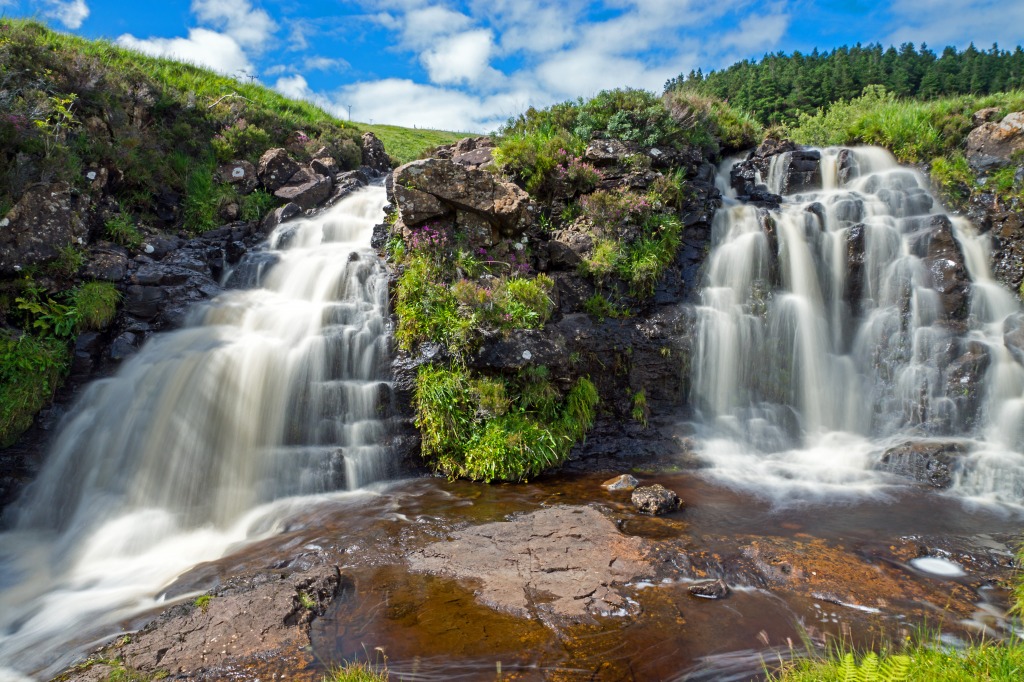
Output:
(354, 123), (470, 165)
(0, 18), (465, 448)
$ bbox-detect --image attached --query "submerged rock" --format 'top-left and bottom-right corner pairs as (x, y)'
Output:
(878, 441), (970, 488)
(602, 474), (639, 491)
(688, 578), (730, 600)
(631, 484), (681, 515)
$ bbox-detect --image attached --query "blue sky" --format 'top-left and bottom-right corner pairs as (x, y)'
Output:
(2, 1), (1020, 132)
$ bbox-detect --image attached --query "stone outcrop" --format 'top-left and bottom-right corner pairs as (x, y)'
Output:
(361, 131), (391, 174)
(0, 182), (90, 276)
(923, 214), (971, 324)
(257, 148), (302, 191)
(272, 167), (332, 210)
(878, 441), (970, 488)
(730, 139), (821, 201)
(408, 505), (652, 621)
(390, 156), (533, 249)
(966, 111), (1024, 170)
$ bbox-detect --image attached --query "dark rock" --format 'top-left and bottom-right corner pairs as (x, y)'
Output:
(924, 214), (971, 323)
(262, 202), (302, 234)
(273, 171), (332, 211)
(878, 441), (970, 488)
(548, 229), (594, 269)
(946, 348), (991, 430)
(468, 329), (568, 375)
(361, 131), (391, 174)
(453, 136), (494, 155)
(1005, 313), (1024, 365)
(837, 148), (859, 186)
(325, 169), (369, 207)
(584, 139), (632, 166)
(966, 111), (1024, 170)
(83, 242), (129, 281)
(217, 160), (258, 194)
(456, 209), (497, 248)
(124, 285), (167, 319)
(452, 146), (494, 169)
(0, 182), (90, 275)
(688, 578), (730, 600)
(109, 331), (140, 361)
(258, 148), (302, 191)
(310, 156), (339, 177)
(602, 474), (639, 491)
(631, 484), (682, 515)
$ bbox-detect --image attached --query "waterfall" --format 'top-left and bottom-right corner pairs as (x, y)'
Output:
(0, 187), (394, 680)
(692, 147), (1024, 505)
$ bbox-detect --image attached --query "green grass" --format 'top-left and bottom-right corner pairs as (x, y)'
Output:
(325, 662), (389, 682)
(70, 281), (120, 330)
(0, 333), (69, 447)
(354, 123), (470, 165)
(104, 214), (144, 250)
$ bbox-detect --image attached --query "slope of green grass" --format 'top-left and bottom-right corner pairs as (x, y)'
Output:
(354, 123), (471, 165)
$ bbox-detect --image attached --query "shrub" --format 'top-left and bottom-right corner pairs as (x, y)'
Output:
(931, 154), (975, 209)
(415, 365), (599, 482)
(105, 213), (143, 249)
(183, 161), (218, 233)
(239, 189), (276, 222)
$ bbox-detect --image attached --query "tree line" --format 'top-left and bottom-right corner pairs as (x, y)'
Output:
(665, 43), (1024, 125)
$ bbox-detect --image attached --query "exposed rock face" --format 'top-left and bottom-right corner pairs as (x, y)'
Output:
(361, 131), (391, 174)
(390, 157), (534, 249)
(217, 160), (258, 194)
(273, 168), (332, 210)
(67, 564), (342, 681)
(878, 441), (970, 488)
(261, 202), (302, 234)
(408, 505), (652, 621)
(923, 214), (971, 324)
(631, 484), (682, 515)
(966, 111), (1024, 170)
(451, 137), (495, 169)
(0, 182), (90, 275)
(730, 140), (821, 199)
(257, 148), (302, 191)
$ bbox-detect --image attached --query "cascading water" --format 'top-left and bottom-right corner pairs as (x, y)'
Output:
(693, 147), (1024, 505)
(0, 187), (394, 680)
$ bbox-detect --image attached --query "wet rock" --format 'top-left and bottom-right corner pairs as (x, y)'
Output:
(602, 474), (639, 491)
(989, 210), (1024, 293)
(109, 331), (140, 361)
(0, 182), (90, 275)
(836, 148), (860, 186)
(124, 285), (167, 319)
(261, 202), (302, 234)
(361, 131), (392, 174)
(90, 564), (343, 680)
(274, 169), (332, 210)
(688, 578), (730, 600)
(468, 329), (568, 375)
(408, 505), (652, 621)
(325, 169), (369, 207)
(966, 111), (1024, 170)
(924, 214), (970, 323)
(946, 348), (991, 430)
(631, 484), (681, 515)
(258, 148), (302, 191)
(1005, 313), (1024, 365)
(878, 440), (970, 488)
(310, 156), (339, 177)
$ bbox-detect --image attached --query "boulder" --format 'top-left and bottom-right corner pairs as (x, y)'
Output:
(0, 182), (90, 276)
(217, 160), (258, 194)
(310, 156), (339, 177)
(452, 146), (494, 169)
(257, 148), (301, 191)
(82, 242), (129, 282)
(966, 111), (1024, 170)
(361, 131), (391, 174)
(973, 107), (1001, 127)
(602, 474), (639, 491)
(273, 170), (332, 211)
(688, 578), (730, 600)
(393, 184), (448, 225)
(325, 169), (369, 207)
(393, 158), (532, 235)
(924, 214), (971, 323)
(878, 441), (969, 488)
(631, 484), (681, 515)
(261, 202), (302, 234)
(548, 229), (594, 269)
(584, 139), (632, 166)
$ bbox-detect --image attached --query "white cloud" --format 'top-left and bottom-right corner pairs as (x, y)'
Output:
(883, 0), (1024, 49)
(397, 6), (473, 49)
(38, 0), (89, 29)
(304, 55), (350, 72)
(420, 29), (498, 85)
(116, 28), (254, 76)
(190, 0), (277, 51)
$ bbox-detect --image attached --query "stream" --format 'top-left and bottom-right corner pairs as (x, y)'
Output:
(1, 148), (1023, 681)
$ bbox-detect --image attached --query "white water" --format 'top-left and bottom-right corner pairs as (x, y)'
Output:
(0, 187), (393, 679)
(693, 147), (1024, 507)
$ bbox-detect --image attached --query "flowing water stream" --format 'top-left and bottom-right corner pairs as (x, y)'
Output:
(692, 147), (1024, 506)
(0, 187), (393, 680)
(1, 149), (1023, 681)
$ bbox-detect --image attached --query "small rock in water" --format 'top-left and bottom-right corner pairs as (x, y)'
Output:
(910, 556), (966, 578)
(688, 578), (730, 600)
(631, 484), (681, 515)
(602, 474), (639, 491)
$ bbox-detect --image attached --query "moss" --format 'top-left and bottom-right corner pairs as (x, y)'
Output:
(0, 333), (69, 447)
(71, 281), (119, 330)
(415, 365), (598, 482)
